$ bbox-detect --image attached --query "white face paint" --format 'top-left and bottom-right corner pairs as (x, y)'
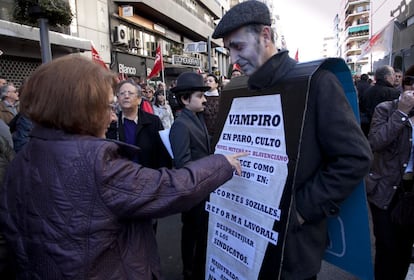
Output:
(224, 26), (267, 76)
(183, 91), (207, 113)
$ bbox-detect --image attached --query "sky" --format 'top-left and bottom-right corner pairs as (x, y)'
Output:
(274, 0), (341, 62)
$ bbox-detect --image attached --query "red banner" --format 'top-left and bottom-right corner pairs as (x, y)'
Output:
(91, 44), (108, 70)
(148, 45), (164, 79)
(357, 21), (394, 61)
(294, 49), (299, 62)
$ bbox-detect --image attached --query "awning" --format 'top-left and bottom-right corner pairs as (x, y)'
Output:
(348, 24), (369, 34)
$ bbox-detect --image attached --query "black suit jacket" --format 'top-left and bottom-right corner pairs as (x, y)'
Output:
(106, 109), (172, 168)
(169, 108), (211, 168)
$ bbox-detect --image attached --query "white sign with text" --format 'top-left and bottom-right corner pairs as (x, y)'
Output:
(206, 94), (288, 280)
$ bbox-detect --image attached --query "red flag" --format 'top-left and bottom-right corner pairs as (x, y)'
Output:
(148, 45), (164, 79)
(118, 73), (128, 81)
(91, 44), (108, 69)
(357, 20), (394, 61)
(232, 63), (242, 71)
(294, 49), (299, 62)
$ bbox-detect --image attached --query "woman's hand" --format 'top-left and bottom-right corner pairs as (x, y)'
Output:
(224, 152), (249, 176)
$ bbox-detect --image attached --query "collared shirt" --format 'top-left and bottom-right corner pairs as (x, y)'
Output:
(204, 89), (219, 97)
(121, 114), (138, 124)
(3, 100), (18, 116)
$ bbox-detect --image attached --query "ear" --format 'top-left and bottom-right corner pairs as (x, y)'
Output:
(180, 95), (189, 105)
(261, 26), (272, 45)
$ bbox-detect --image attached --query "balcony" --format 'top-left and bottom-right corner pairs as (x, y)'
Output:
(344, 0), (370, 13)
(345, 7), (370, 17)
(346, 55), (368, 65)
(345, 47), (361, 56)
(345, 15), (369, 27)
(346, 24), (369, 40)
(349, 24), (369, 33)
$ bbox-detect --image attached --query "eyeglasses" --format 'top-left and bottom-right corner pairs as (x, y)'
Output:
(117, 90), (138, 97)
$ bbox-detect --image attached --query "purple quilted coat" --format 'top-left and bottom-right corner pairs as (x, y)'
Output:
(0, 125), (233, 280)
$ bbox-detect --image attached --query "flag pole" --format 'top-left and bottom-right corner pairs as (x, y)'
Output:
(160, 42), (166, 98)
(388, 21), (394, 66)
(369, 0), (373, 73)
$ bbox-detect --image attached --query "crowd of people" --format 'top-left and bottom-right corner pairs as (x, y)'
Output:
(0, 1), (413, 279)
(355, 64), (414, 280)
(0, 55), (245, 279)
(0, 40), (245, 280)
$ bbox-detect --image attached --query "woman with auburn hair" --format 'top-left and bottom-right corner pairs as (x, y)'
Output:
(18, 55), (116, 137)
(0, 55), (246, 279)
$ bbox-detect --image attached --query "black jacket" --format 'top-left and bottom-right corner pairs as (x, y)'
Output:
(366, 100), (412, 208)
(169, 108), (211, 168)
(106, 109), (172, 168)
(249, 51), (372, 279)
(360, 79), (400, 125)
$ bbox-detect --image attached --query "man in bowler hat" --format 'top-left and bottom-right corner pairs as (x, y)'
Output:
(212, 1), (372, 279)
(169, 72), (212, 280)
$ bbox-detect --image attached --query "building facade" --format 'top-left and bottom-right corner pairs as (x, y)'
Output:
(108, 0), (232, 85)
(337, 0), (414, 74)
(339, 0), (371, 74)
(0, 0), (233, 88)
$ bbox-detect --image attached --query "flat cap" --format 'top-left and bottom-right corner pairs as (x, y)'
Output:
(212, 1), (271, 39)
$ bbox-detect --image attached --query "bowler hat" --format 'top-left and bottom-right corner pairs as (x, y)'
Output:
(171, 72), (210, 94)
(212, 0), (271, 39)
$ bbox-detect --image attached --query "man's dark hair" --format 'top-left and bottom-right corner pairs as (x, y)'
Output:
(176, 90), (194, 108)
(394, 68), (402, 74)
(207, 73), (219, 85)
(403, 76), (414, 86)
(246, 24), (275, 43)
(374, 65), (393, 81)
(360, 74), (369, 81)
